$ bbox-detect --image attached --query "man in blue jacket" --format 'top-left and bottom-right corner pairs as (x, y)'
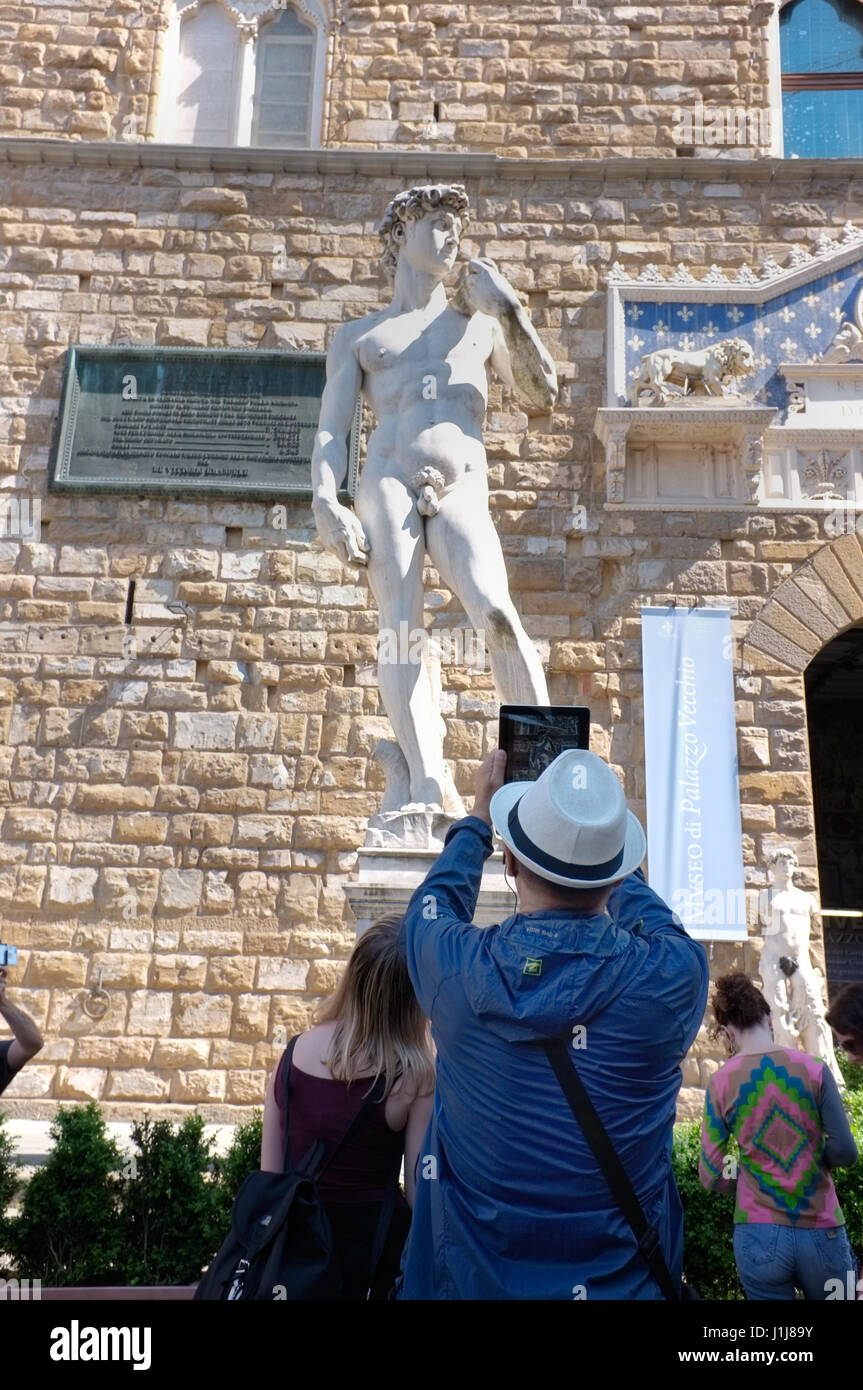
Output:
(397, 746), (709, 1299)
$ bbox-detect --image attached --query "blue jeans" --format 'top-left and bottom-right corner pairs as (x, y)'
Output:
(734, 1223), (857, 1300)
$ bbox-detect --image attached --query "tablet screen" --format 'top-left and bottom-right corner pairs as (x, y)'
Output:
(499, 705), (590, 784)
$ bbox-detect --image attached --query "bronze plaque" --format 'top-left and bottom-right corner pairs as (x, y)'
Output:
(49, 346), (360, 502)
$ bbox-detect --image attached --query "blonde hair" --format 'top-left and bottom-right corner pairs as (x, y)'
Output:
(317, 913), (434, 1098)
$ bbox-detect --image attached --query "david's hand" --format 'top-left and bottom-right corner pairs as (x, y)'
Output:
(455, 258), (521, 320)
(312, 498), (370, 567)
(472, 748), (506, 825)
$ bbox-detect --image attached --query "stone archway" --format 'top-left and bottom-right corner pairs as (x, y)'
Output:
(742, 529), (863, 990)
(744, 532), (863, 673)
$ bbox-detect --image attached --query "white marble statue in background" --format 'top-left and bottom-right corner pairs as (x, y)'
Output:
(310, 183), (558, 821)
(758, 847), (845, 1088)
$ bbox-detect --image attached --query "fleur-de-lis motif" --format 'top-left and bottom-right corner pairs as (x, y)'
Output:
(727, 305), (745, 324)
(779, 337), (798, 355)
(804, 322), (821, 340)
(800, 450), (848, 500)
(627, 333), (645, 352)
(676, 305), (694, 322)
(627, 303), (645, 322)
(778, 305), (796, 324)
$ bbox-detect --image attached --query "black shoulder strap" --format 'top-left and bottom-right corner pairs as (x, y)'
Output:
(279, 1037), (387, 1181)
(543, 1037), (680, 1301)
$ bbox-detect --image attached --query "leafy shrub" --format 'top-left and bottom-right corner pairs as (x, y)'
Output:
(0, 1110), (22, 1274)
(9, 1102), (124, 1285)
(211, 1111), (263, 1240)
(832, 1084), (863, 1260)
(836, 1046), (863, 1094)
(118, 1114), (220, 1285)
(673, 1118), (743, 1300)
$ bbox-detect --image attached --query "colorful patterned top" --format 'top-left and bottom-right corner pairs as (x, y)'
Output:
(698, 1048), (857, 1227)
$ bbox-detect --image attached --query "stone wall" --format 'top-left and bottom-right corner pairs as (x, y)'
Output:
(0, 142), (858, 1119)
(0, 0), (773, 157)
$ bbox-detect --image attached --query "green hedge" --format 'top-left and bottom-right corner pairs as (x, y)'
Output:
(0, 1103), (263, 1286)
(0, 1090), (859, 1293)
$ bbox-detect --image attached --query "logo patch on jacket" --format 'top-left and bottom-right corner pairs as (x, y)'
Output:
(522, 957), (543, 976)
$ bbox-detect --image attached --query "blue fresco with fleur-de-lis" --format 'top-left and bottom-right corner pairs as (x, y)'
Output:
(623, 260), (863, 412)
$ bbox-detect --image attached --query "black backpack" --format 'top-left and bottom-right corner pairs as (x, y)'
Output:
(195, 1037), (396, 1301)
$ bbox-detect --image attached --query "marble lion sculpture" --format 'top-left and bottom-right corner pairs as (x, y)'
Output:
(629, 336), (756, 406)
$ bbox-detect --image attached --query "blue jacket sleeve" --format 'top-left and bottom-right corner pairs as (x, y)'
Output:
(398, 815), (494, 1017)
(606, 867), (710, 1053)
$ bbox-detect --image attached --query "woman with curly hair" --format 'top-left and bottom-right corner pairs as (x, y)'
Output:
(699, 971), (858, 1300)
(261, 913), (434, 1299)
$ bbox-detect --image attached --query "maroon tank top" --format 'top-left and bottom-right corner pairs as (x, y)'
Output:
(275, 1049), (405, 1204)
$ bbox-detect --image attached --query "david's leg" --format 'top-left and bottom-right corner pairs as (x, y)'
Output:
(796, 969), (844, 1085)
(426, 480), (549, 704)
(356, 475), (446, 808)
(761, 957), (797, 1048)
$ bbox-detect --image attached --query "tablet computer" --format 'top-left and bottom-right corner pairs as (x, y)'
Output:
(498, 705), (591, 784)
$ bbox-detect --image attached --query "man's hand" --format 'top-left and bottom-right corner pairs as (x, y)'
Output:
(472, 748), (506, 825)
(312, 497), (370, 567)
(454, 258), (521, 320)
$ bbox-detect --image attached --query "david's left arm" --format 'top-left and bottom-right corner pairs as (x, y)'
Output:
(459, 259), (558, 414)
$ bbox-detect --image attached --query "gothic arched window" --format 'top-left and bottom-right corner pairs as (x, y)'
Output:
(162, 1), (325, 148)
(175, 2), (244, 145)
(252, 10), (316, 147)
(781, 0), (863, 155)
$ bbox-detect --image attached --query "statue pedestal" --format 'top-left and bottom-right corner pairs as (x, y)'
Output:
(345, 842), (510, 936)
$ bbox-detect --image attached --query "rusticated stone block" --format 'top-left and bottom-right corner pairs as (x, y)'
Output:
(55, 1067), (106, 1100)
(227, 1071), (269, 1105)
(108, 1070), (171, 1101)
(45, 866), (97, 909)
(256, 959), (309, 991)
(151, 1040), (210, 1068)
(126, 991), (173, 1037)
(150, 954), (208, 989)
(174, 992), (232, 1037)
(206, 956), (255, 991)
(232, 994), (271, 1041)
(172, 1069), (227, 1103)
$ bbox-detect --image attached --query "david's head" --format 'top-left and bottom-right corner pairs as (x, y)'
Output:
(767, 848), (798, 885)
(378, 183), (470, 284)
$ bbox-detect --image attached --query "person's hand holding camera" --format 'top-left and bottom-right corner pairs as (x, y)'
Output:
(472, 748), (506, 826)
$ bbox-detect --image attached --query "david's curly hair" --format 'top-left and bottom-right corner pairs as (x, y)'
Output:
(378, 183), (470, 283)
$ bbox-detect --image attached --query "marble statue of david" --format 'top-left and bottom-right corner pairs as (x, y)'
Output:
(311, 184), (558, 816)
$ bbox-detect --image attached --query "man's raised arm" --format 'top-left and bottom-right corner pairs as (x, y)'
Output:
(399, 752), (504, 1013)
(310, 323), (369, 567)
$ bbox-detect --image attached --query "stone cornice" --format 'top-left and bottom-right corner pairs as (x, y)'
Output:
(3, 137), (863, 183)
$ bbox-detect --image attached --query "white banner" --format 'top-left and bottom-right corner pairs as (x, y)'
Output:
(641, 607), (746, 941)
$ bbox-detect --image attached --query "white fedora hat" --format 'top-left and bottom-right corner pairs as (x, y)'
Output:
(489, 748), (646, 889)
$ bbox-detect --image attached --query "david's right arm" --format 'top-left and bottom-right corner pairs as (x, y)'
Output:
(310, 325), (368, 565)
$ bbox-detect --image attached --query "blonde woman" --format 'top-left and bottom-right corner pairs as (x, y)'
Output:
(261, 913), (434, 1299)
